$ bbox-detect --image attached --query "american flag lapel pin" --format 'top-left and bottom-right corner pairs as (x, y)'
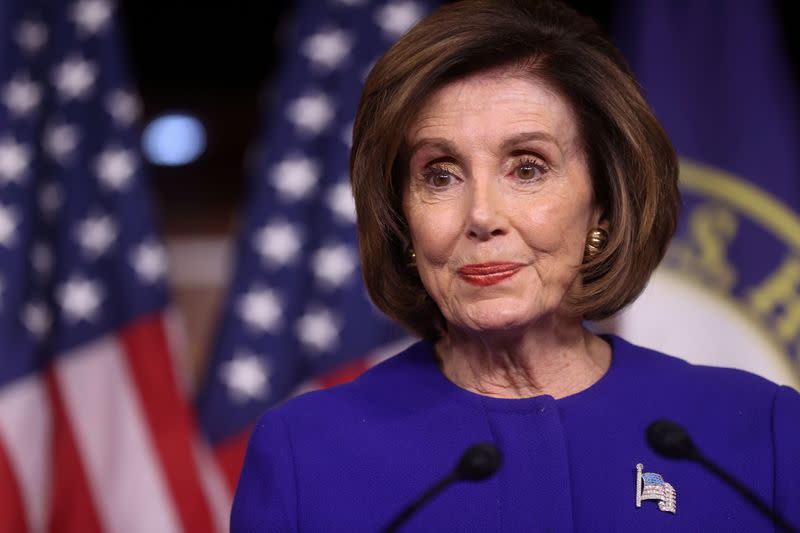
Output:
(635, 463), (677, 514)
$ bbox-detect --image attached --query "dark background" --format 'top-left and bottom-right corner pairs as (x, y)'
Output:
(116, 1), (800, 236)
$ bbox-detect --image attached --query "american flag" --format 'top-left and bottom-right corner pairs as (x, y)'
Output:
(638, 470), (676, 514)
(0, 0), (225, 531)
(195, 0), (440, 491)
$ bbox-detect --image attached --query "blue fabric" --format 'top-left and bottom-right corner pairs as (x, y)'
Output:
(231, 335), (800, 532)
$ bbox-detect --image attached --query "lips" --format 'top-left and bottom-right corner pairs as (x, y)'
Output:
(457, 263), (522, 286)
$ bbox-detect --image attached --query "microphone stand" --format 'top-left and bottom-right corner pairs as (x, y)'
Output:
(381, 443), (501, 533)
(382, 473), (458, 533)
(691, 452), (797, 533)
(647, 419), (798, 533)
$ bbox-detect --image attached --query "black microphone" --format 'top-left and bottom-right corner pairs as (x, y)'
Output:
(381, 443), (501, 533)
(646, 419), (798, 533)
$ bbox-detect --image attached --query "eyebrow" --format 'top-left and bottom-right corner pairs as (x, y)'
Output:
(499, 131), (562, 153)
(407, 137), (465, 161)
(408, 131), (563, 160)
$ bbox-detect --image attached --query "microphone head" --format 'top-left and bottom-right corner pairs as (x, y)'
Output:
(646, 419), (698, 460)
(455, 443), (502, 481)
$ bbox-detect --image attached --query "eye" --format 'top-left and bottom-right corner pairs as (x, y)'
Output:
(422, 163), (459, 188)
(428, 172), (453, 187)
(514, 157), (548, 181)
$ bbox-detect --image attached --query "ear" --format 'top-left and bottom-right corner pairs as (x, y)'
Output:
(590, 203), (608, 230)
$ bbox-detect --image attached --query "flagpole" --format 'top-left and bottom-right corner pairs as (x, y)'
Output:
(635, 463), (643, 508)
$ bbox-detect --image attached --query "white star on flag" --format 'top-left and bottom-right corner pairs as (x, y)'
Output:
(2, 77), (42, 116)
(44, 123), (80, 163)
(75, 213), (118, 258)
(312, 244), (357, 289)
(220, 351), (272, 403)
(269, 155), (319, 201)
(14, 20), (48, 54)
(31, 242), (54, 278)
(106, 89), (141, 125)
(57, 276), (104, 322)
(296, 308), (340, 353)
(0, 138), (31, 184)
(94, 147), (136, 190)
(52, 56), (97, 100)
(130, 241), (167, 283)
(286, 92), (335, 135)
(237, 287), (283, 333)
(0, 203), (20, 248)
(374, 1), (425, 38)
(39, 182), (63, 218)
(302, 28), (354, 71)
(326, 181), (357, 223)
(22, 301), (51, 338)
(252, 220), (303, 268)
(71, 0), (113, 35)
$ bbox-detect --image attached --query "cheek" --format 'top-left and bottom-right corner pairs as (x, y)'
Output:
(406, 204), (463, 265)
(513, 199), (592, 258)
(515, 202), (570, 245)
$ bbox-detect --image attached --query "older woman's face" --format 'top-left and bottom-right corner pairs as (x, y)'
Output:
(403, 72), (601, 334)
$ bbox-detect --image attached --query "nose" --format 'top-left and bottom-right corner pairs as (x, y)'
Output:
(465, 177), (508, 241)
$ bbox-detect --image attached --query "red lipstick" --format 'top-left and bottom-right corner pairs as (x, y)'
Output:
(457, 263), (521, 286)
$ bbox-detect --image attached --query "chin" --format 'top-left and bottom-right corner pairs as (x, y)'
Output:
(456, 301), (540, 335)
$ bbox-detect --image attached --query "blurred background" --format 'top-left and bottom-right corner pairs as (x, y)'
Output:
(118, 0), (800, 386)
(2, 0), (799, 531)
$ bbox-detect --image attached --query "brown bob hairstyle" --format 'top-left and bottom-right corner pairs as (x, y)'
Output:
(350, 0), (680, 340)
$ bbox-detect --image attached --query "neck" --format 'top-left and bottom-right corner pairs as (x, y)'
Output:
(434, 319), (611, 399)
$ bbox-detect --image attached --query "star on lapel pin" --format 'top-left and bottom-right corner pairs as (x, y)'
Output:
(636, 463), (676, 514)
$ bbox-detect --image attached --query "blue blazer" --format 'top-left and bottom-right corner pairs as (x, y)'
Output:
(231, 336), (800, 532)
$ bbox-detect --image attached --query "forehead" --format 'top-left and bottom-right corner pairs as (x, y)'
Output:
(407, 69), (581, 152)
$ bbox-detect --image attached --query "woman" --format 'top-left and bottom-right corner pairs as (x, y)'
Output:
(232, 1), (800, 531)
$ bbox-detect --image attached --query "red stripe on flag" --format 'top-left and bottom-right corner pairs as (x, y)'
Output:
(316, 358), (370, 388)
(119, 314), (215, 533)
(46, 371), (104, 533)
(214, 427), (252, 492)
(0, 434), (28, 533)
